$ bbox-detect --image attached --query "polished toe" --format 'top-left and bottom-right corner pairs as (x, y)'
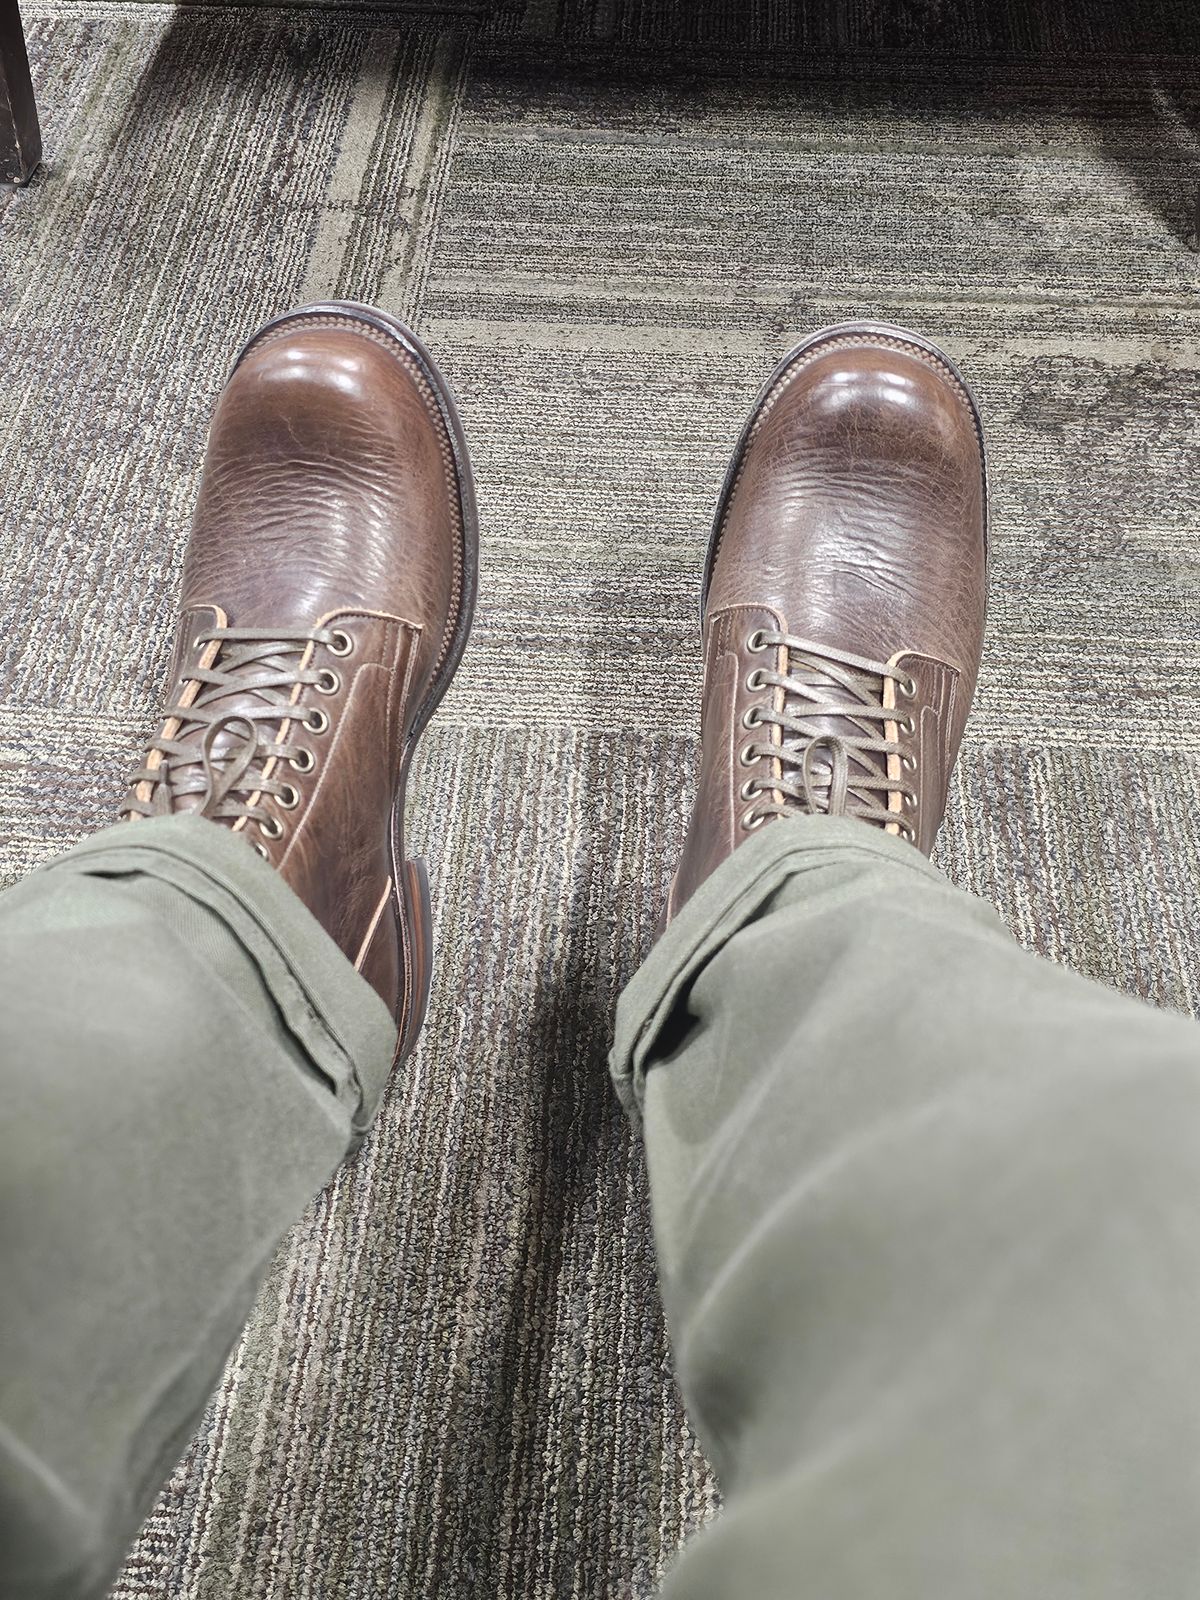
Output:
(708, 337), (987, 685)
(186, 319), (463, 691)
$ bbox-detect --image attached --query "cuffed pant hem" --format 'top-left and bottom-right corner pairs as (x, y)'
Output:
(46, 814), (397, 1137)
(610, 817), (964, 1125)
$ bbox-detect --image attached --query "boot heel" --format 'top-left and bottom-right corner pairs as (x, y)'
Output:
(396, 857), (434, 1064)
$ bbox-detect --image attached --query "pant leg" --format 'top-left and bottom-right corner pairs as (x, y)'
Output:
(0, 814), (396, 1600)
(612, 816), (1200, 1599)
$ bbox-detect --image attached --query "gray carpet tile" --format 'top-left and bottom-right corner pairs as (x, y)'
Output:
(2, 2), (1199, 1594)
(518, 0), (1200, 51)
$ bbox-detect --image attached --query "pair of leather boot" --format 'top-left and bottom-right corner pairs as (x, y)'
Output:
(121, 303), (986, 1065)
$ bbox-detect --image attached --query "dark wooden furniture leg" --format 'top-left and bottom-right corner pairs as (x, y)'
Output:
(1, 0), (40, 186)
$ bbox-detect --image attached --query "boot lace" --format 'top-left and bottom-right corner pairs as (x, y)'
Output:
(122, 624), (353, 835)
(738, 630), (918, 840)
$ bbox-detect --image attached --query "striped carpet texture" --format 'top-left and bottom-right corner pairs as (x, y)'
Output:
(517, 0), (1200, 49)
(2, 3), (1199, 1594)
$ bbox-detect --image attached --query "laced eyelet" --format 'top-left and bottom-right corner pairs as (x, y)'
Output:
(745, 668), (766, 692)
(903, 791), (917, 810)
(741, 707), (761, 731)
(746, 630), (768, 653)
(899, 715), (915, 735)
(192, 635), (206, 651)
(901, 753), (917, 772)
(899, 675), (917, 698)
(741, 811), (767, 832)
(260, 815), (284, 841)
(252, 841), (270, 860)
(306, 708), (330, 734)
(329, 629), (354, 657)
(278, 783), (300, 810)
(289, 747), (315, 773)
(739, 777), (759, 802)
(316, 668), (341, 695)
(738, 743), (761, 767)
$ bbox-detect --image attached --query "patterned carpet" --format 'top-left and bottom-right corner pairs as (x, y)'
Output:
(2, 1), (1199, 1594)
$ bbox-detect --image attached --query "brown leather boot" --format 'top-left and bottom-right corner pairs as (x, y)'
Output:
(665, 321), (987, 925)
(121, 302), (478, 1063)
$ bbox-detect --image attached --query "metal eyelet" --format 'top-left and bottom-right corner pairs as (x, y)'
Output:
(306, 708), (330, 734)
(260, 815), (284, 841)
(746, 630), (768, 653)
(329, 629), (354, 657)
(738, 743), (761, 767)
(741, 707), (761, 731)
(899, 675), (917, 698)
(252, 841), (270, 860)
(278, 783), (300, 810)
(903, 791), (917, 810)
(899, 715), (915, 735)
(739, 777), (759, 802)
(741, 811), (767, 832)
(192, 635), (206, 650)
(901, 753), (917, 772)
(289, 747), (315, 773)
(745, 668), (766, 692)
(316, 668), (341, 695)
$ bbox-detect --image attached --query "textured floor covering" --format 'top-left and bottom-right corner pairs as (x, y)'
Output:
(2, 2), (1200, 1594)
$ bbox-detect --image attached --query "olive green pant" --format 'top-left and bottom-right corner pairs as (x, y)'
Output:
(3, 814), (1200, 1598)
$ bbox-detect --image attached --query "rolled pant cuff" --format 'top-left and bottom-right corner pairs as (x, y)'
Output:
(610, 816), (945, 1126)
(44, 814), (397, 1137)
